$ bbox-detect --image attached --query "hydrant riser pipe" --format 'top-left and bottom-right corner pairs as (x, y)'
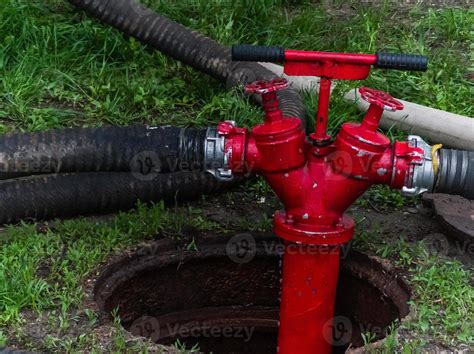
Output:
(278, 244), (340, 354)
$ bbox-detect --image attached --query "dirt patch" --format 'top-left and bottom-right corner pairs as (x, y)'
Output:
(197, 186), (473, 267)
(349, 200), (473, 268)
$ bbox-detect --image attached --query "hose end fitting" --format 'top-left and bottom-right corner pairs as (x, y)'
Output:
(204, 121), (249, 180)
(401, 135), (436, 196)
(204, 126), (233, 181)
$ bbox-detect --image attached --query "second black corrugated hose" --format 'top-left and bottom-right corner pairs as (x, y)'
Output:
(66, 0), (307, 123)
(0, 0), (308, 224)
(435, 149), (474, 199)
(0, 171), (231, 229)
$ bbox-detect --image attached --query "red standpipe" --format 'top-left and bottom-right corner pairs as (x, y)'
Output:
(218, 48), (426, 354)
(278, 244), (341, 354)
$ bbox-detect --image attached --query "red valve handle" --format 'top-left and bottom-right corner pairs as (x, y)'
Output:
(245, 78), (289, 123)
(234, 45), (426, 145)
(359, 87), (404, 112)
(245, 78), (289, 95)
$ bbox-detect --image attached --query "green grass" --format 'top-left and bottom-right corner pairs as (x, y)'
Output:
(354, 227), (473, 351)
(0, 201), (229, 352)
(0, 1), (471, 134)
(409, 259), (473, 344)
(0, 0), (472, 352)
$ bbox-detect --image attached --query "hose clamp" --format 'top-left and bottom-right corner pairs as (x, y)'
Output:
(204, 126), (233, 181)
(401, 135), (436, 196)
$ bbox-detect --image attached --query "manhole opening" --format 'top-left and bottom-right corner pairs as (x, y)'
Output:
(94, 233), (411, 353)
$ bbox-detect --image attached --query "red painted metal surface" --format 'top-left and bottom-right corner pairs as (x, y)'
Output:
(311, 77), (332, 143)
(285, 49), (377, 65)
(278, 244), (341, 354)
(284, 50), (381, 144)
(218, 53), (425, 353)
(245, 78), (288, 123)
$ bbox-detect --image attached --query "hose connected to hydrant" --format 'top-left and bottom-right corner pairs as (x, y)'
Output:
(205, 45), (433, 353)
(1, 0), (472, 226)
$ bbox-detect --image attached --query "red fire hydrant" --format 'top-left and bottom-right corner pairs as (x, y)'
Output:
(209, 46), (428, 353)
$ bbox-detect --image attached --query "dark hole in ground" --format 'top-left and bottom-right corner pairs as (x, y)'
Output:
(94, 233), (411, 353)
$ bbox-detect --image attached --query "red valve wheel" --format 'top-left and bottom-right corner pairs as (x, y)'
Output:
(245, 78), (289, 95)
(359, 87), (404, 112)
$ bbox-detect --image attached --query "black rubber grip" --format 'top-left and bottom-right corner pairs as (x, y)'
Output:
(375, 52), (428, 71)
(232, 45), (285, 62)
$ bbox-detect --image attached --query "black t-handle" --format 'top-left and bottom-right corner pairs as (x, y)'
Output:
(232, 45), (285, 62)
(232, 45), (428, 72)
(375, 52), (428, 71)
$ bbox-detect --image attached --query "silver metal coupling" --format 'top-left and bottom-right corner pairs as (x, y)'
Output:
(401, 135), (437, 196)
(204, 126), (233, 181)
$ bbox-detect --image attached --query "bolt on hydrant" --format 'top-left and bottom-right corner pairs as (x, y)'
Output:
(206, 45), (431, 353)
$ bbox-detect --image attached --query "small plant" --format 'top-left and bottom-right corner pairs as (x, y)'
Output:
(185, 237), (198, 251)
(172, 339), (200, 353)
(358, 185), (411, 210)
(361, 331), (377, 347)
(0, 330), (7, 347)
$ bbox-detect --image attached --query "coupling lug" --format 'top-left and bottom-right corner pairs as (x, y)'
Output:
(401, 135), (435, 196)
(204, 126), (233, 181)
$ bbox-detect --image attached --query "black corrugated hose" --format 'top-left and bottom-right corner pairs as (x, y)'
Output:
(0, 171), (228, 225)
(0, 0), (309, 225)
(435, 149), (474, 199)
(0, 0), (308, 225)
(0, 0), (306, 178)
(67, 0), (307, 123)
(0, 125), (207, 179)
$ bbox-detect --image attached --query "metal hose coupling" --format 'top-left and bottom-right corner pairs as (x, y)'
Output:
(204, 126), (233, 181)
(401, 135), (474, 200)
(401, 135), (437, 196)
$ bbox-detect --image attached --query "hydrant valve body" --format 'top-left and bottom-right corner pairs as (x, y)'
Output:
(216, 84), (429, 354)
(213, 45), (430, 354)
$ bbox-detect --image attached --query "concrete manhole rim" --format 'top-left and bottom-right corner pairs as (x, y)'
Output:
(92, 232), (413, 353)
